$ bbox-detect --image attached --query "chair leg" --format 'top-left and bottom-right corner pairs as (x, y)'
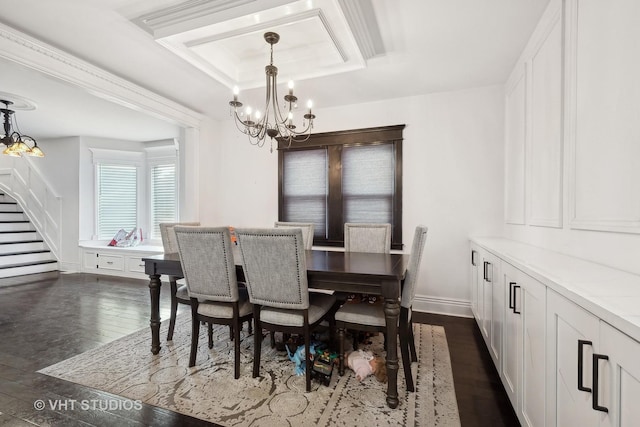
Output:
(304, 326), (311, 392)
(408, 318), (418, 362)
(208, 323), (214, 349)
(252, 307), (262, 378)
(338, 327), (346, 376)
(399, 324), (415, 392)
(233, 318), (241, 379)
(189, 301), (200, 368)
(247, 320), (253, 335)
(270, 331), (276, 348)
(167, 277), (179, 341)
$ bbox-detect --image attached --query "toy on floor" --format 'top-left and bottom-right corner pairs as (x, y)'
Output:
(345, 350), (387, 383)
(286, 343), (316, 376)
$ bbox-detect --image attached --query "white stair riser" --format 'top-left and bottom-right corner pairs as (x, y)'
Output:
(0, 252), (54, 264)
(0, 212), (25, 221)
(0, 262), (58, 278)
(0, 242), (45, 254)
(0, 203), (20, 212)
(0, 222), (33, 232)
(0, 232), (38, 242)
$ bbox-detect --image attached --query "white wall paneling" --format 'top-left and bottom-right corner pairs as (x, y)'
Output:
(504, 64), (527, 225)
(567, 0), (640, 234)
(527, 6), (563, 228)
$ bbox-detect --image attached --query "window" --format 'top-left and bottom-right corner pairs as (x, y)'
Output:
(91, 143), (177, 242)
(150, 163), (177, 239)
(97, 164), (138, 240)
(278, 125), (404, 249)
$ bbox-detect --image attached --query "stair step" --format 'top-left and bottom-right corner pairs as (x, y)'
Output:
(0, 259), (58, 270)
(0, 260), (58, 279)
(0, 241), (46, 254)
(0, 231), (38, 242)
(0, 250), (54, 264)
(0, 202), (20, 212)
(0, 222), (34, 232)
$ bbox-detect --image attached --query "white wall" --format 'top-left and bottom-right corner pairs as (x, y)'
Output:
(34, 137), (80, 271)
(503, 0), (640, 276)
(203, 86), (505, 316)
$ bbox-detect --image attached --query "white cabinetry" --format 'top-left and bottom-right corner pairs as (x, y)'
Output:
(546, 289), (600, 427)
(547, 289), (640, 427)
(79, 241), (163, 280)
(470, 244), (504, 371)
(469, 243), (481, 320)
(502, 262), (546, 427)
(600, 323), (640, 427)
(471, 238), (640, 427)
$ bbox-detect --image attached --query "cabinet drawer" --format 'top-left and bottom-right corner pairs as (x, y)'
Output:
(127, 256), (147, 273)
(97, 254), (124, 271)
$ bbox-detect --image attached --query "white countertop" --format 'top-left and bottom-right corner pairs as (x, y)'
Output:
(79, 240), (163, 253)
(471, 237), (640, 342)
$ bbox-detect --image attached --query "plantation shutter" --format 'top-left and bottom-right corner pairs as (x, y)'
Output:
(97, 164), (137, 239)
(150, 163), (177, 238)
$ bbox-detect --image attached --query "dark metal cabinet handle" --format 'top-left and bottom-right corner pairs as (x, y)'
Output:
(578, 340), (593, 392)
(483, 261), (492, 282)
(471, 250), (477, 266)
(513, 285), (521, 314)
(509, 282), (516, 310)
(592, 353), (609, 413)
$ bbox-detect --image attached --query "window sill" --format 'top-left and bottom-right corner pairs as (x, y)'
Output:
(78, 240), (163, 254)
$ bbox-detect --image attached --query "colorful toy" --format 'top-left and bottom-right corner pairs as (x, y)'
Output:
(286, 343), (315, 376)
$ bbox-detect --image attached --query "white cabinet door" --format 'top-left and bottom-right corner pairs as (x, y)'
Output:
(520, 271), (546, 427)
(502, 262), (521, 409)
(480, 251), (503, 369)
(502, 263), (546, 427)
(470, 243), (481, 320)
(600, 322), (640, 427)
(546, 289), (600, 427)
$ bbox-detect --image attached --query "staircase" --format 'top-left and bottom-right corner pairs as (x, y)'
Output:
(0, 193), (59, 281)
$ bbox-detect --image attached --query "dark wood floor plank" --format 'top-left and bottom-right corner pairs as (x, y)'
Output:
(0, 273), (516, 426)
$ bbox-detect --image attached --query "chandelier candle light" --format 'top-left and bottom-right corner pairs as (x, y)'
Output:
(0, 100), (44, 157)
(229, 32), (316, 152)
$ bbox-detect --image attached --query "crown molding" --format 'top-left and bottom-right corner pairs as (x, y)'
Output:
(0, 21), (203, 129)
(337, 0), (385, 60)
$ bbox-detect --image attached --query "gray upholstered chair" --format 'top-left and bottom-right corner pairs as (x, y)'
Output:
(336, 225), (428, 392)
(174, 226), (253, 379)
(274, 221), (314, 250)
(235, 227), (337, 392)
(342, 222), (392, 309)
(160, 222), (200, 341)
(344, 222), (391, 253)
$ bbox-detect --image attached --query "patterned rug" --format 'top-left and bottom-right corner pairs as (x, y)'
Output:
(39, 315), (460, 426)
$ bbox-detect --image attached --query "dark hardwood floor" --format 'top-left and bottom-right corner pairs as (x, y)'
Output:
(0, 273), (519, 426)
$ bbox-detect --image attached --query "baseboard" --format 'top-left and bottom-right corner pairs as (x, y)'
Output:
(60, 261), (80, 272)
(412, 294), (473, 318)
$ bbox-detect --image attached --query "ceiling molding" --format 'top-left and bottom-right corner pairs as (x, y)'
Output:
(337, 0), (385, 60)
(136, 0), (257, 34)
(0, 22), (203, 129)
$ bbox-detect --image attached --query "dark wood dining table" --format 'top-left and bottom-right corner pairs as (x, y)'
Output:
(143, 248), (410, 409)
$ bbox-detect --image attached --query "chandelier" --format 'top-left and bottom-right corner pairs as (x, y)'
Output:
(1, 100), (44, 157)
(229, 32), (316, 152)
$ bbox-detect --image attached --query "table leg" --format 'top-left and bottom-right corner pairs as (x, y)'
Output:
(384, 293), (401, 409)
(149, 273), (161, 355)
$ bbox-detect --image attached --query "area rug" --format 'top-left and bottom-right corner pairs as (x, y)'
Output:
(39, 315), (460, 426)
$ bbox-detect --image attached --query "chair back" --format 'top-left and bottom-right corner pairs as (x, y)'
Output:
(160, 222), (200, 253)
(236, 228), (309, 310)
(400, 225), (428, 308)
(174, 226), (239, 302)
(344, 223), (391, 253)
(274, 221), (314, 250)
